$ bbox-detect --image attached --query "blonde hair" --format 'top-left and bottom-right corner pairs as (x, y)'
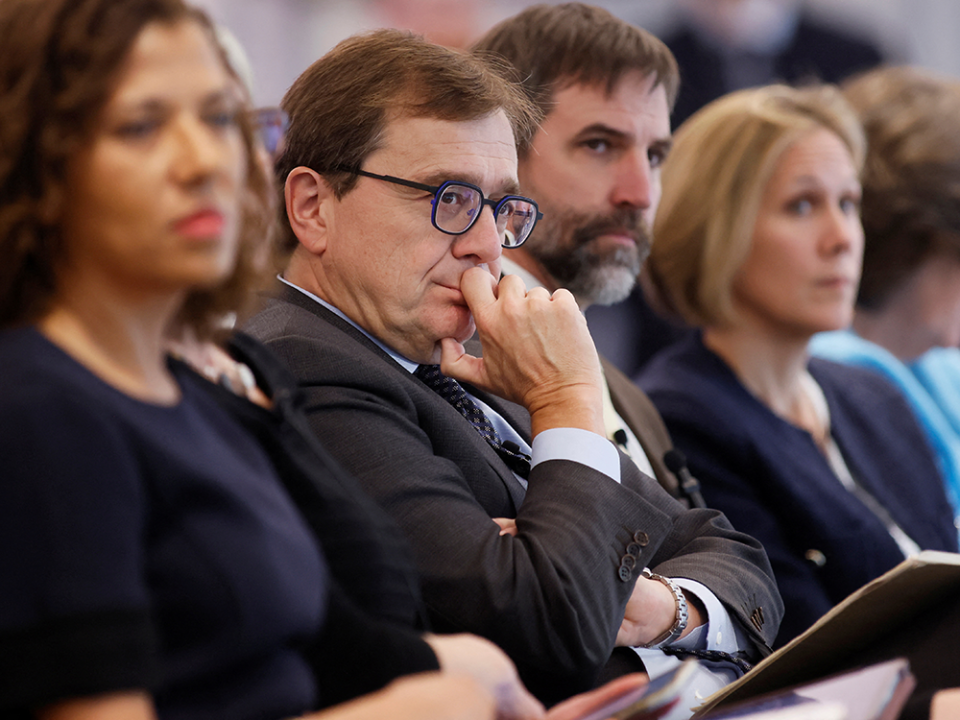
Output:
(650, 84), (865, 328)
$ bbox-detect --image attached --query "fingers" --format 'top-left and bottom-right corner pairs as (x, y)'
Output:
(460, 266), (500, 313)
(544, 674), (649, 720)
(439, 338), (486, 388)
(497, 683), (545, 720)
(424, 634), (545, 720)
(492, 517), (518, 536)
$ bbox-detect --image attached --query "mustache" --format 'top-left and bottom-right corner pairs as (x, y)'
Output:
(572, 208), (651, 248)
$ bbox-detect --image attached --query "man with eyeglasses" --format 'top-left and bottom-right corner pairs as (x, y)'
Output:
(246, 28), (779, 706)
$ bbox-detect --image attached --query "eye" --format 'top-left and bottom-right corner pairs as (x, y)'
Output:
(787, 197), (814, 216)
(581, 138), (610, 153)
(204, 108), (239, 130)
(496, 198), (518, 217)
(114, 117), (160, 140)
(648, 148), (668, 169)
(840, 195), (861, 214)
(438, 188), (470, 207)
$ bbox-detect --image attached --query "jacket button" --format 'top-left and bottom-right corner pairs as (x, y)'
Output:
(633, 531), (649, 546)
(618, 565), (632, 582)
(626, 542), (642, 558)
(805, 549), (826, 567)
(620, 554), (636, 570)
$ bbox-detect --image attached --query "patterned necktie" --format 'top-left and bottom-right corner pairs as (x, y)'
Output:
(415, 364), (530, 478)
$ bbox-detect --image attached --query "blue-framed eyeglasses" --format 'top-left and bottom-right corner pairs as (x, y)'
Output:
(249, 107), (289, 157)
(338, 167), (542, 248)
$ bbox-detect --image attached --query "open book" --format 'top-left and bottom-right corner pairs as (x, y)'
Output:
(695, 550), (960, 716)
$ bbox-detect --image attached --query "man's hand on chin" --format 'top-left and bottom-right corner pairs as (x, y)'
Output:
(440, 267), (605, 437)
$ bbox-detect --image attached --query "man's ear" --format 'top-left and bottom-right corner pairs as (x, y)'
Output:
(285, 166), (335, 254)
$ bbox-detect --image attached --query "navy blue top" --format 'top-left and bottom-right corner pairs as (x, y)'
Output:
(637, 332), (958, 646)
(0, 326), (327, 720)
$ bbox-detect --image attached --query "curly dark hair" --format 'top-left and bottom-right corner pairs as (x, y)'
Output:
(0, 0), (276, 335)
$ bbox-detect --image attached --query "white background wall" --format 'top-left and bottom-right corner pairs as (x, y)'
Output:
(194, 0), (960, 109)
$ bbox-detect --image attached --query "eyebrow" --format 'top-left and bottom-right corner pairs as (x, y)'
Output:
(418, 170), (521, 197)
(572, 123), (673, 152)
(651, 137), (674, 156)
(111, 87), (236, 114)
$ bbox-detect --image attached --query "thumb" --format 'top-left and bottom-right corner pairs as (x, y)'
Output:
(459, 266), (498, 317)
(439, 337), (488, 390)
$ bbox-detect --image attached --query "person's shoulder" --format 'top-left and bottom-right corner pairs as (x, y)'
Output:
(811, 356), (919, 423)
(1, 325), (97, 409)
(244, 288), (324, 342)
(810, 355), (898, 393)
(635, 333), (726, 393)
(634, 335), (755, 442)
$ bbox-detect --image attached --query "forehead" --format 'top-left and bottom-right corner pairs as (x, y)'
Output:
(541, 71), (671, 140)
(372, 111), (519, 190)
(768, 128), (859, 189)
(108, 20), (230, 106)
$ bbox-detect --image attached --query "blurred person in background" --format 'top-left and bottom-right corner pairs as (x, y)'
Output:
(635, 84), (958, 648)
(811, 65), (960, 535)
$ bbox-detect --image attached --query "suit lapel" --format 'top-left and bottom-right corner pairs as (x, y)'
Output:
(273, 285), (529, 508)
(601, 357), (676, 493)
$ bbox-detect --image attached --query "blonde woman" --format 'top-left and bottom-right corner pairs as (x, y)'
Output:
(635, 85), (958, 647)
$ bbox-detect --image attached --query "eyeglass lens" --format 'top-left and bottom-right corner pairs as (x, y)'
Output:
(252, 107), (289, 156)
(433, 182), (537, 248)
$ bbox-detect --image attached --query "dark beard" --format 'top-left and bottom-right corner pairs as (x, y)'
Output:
(526, 206), (651, 306)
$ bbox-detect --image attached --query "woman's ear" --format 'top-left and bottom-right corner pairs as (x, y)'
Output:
(284, 167), (334, 255)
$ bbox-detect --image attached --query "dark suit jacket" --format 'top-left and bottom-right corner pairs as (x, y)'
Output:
(638, 333), (959, 647)
(244, 284), (782, 704)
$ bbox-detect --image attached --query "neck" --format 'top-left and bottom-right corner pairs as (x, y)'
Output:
(39, 277), (184, 404)
(852, 305), (922, 362)
(703, 323), (811, 422)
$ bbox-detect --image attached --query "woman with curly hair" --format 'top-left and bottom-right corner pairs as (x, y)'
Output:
(0, 0), (579, 718)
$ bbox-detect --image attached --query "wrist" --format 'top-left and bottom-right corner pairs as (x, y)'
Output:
(527, 383), (605, 436)
(637, 569), (688, 649)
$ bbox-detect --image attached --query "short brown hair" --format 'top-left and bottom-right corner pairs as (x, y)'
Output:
(842, 66), (960, 309)
(276, 28), (539, 252)
(0, 0), (275, 335)
(650, 84), (865, 328)
(470, 2), (679, 152)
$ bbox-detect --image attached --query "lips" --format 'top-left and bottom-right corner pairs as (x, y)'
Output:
(174, 209), (225, 239)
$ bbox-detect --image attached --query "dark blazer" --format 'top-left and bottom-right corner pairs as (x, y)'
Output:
(637, 333), (959, 647)
(244, 284), (782, 704)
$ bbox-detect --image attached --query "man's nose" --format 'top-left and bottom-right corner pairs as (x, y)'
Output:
(452, 203), (504, 265)
(610, 151), (654, 210)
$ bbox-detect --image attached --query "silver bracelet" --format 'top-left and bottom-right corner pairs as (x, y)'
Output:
(637, 567), (688, 649)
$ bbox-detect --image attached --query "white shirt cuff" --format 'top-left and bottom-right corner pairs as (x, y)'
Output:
(673, 578), (746, 653)
(530, 427), (621, 484)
